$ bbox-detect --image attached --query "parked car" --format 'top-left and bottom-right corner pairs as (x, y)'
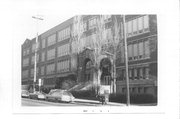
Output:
(46, 89), (75, 102)
(21, 90), (29, 98)
(29, 91), (46, 100)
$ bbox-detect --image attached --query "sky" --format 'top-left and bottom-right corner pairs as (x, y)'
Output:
(0, 0), (179, 118)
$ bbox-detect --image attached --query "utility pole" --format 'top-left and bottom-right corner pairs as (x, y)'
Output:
(32, 15), (43, 92)
(123, 15), (130, 106)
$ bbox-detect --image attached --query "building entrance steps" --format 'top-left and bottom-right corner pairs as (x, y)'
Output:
(68, 81), (94, 91)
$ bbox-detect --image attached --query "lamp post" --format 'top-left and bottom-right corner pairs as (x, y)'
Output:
(122, 15), (130, 106)
(32, 15), (43, 92)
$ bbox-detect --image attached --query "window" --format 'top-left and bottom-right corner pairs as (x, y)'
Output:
(139, 68), (143, 79)
(138, 87), (142, 93)
(144, 40), (150, 58)
(138, 17), (143, 32)
(47, 34), (56, 46)
(71, 56), (77, 69)
(47, 48), (55, 60)
(134, 69), (137, 79)
(22, 70), (28, 78)
(58, 27), (70, 41)
(138, 42), (144, 59)
(57, 44), (70, 57)
(32, 42), (40, 52)
(122, 88), (126, 93)
(129, 69), (132, 79)
(27, 49), (30, 55)
(31, 54), (39, 65)
(132, 19), (138, 34)
(30, 68), (34, 77)
(143, 15), (149, 30)
(31, 56), (35, 65)
(22, 58), (29, 67)
(133, 43), (138, 60)
(32, 43), (36, 52)
(57, 60), (69, 73)
(128, 44), (133, 60)
(41, 52), (45, 62)
(40, 66), (45, 75)
(30, 68), (39, 77)
(23, 48), (30, 56)
(145, 67), (149, 79)
(42, 39), (46, 48)
(46, 63), (55, 75)
(127, 21), (132, 36)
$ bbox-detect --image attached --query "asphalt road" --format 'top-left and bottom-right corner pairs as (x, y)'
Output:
(21, 98), (101, 106)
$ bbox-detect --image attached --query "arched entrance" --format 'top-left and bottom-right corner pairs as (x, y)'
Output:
(84, 58), (93, 82)
(99, 58), (112, 86)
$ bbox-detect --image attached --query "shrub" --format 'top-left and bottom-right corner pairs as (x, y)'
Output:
(109, 93), (157, 104)
(70, 89), (97, 100)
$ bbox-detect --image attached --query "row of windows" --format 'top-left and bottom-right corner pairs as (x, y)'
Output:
(23, 43), (70, 67)
(83, 16), (111, 32)
(23, 54), (40, 67)
(118, 67), (149, 81)
(22, 59), (71, 78)
(126, 15), (149, 37)
(23, 42), (39, 56)
(57, 60), (70, 73)
(120, 40), (150, 63)
(33, 27), (70, 50)
(27, 60), (71, 77)
(128, 40), (150, 61)
(23, 39), (150, 67)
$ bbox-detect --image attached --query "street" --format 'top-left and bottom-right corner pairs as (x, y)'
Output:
(21, 98), (125, 106)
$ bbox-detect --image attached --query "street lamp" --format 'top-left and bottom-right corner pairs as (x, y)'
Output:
(32, 15), (43, 92)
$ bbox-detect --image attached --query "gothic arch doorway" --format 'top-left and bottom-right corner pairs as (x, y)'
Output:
(99, 58), (112, 85)
(84, 58), (93, 82)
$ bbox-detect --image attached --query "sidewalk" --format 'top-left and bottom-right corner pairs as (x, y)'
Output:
(74, 98), (126, 106)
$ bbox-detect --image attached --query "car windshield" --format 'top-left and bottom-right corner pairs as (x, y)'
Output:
(22, 90), (29, 94)
(63, 91), (72, 96)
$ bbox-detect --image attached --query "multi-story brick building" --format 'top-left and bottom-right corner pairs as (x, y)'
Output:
(21, 15), (157, 97)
